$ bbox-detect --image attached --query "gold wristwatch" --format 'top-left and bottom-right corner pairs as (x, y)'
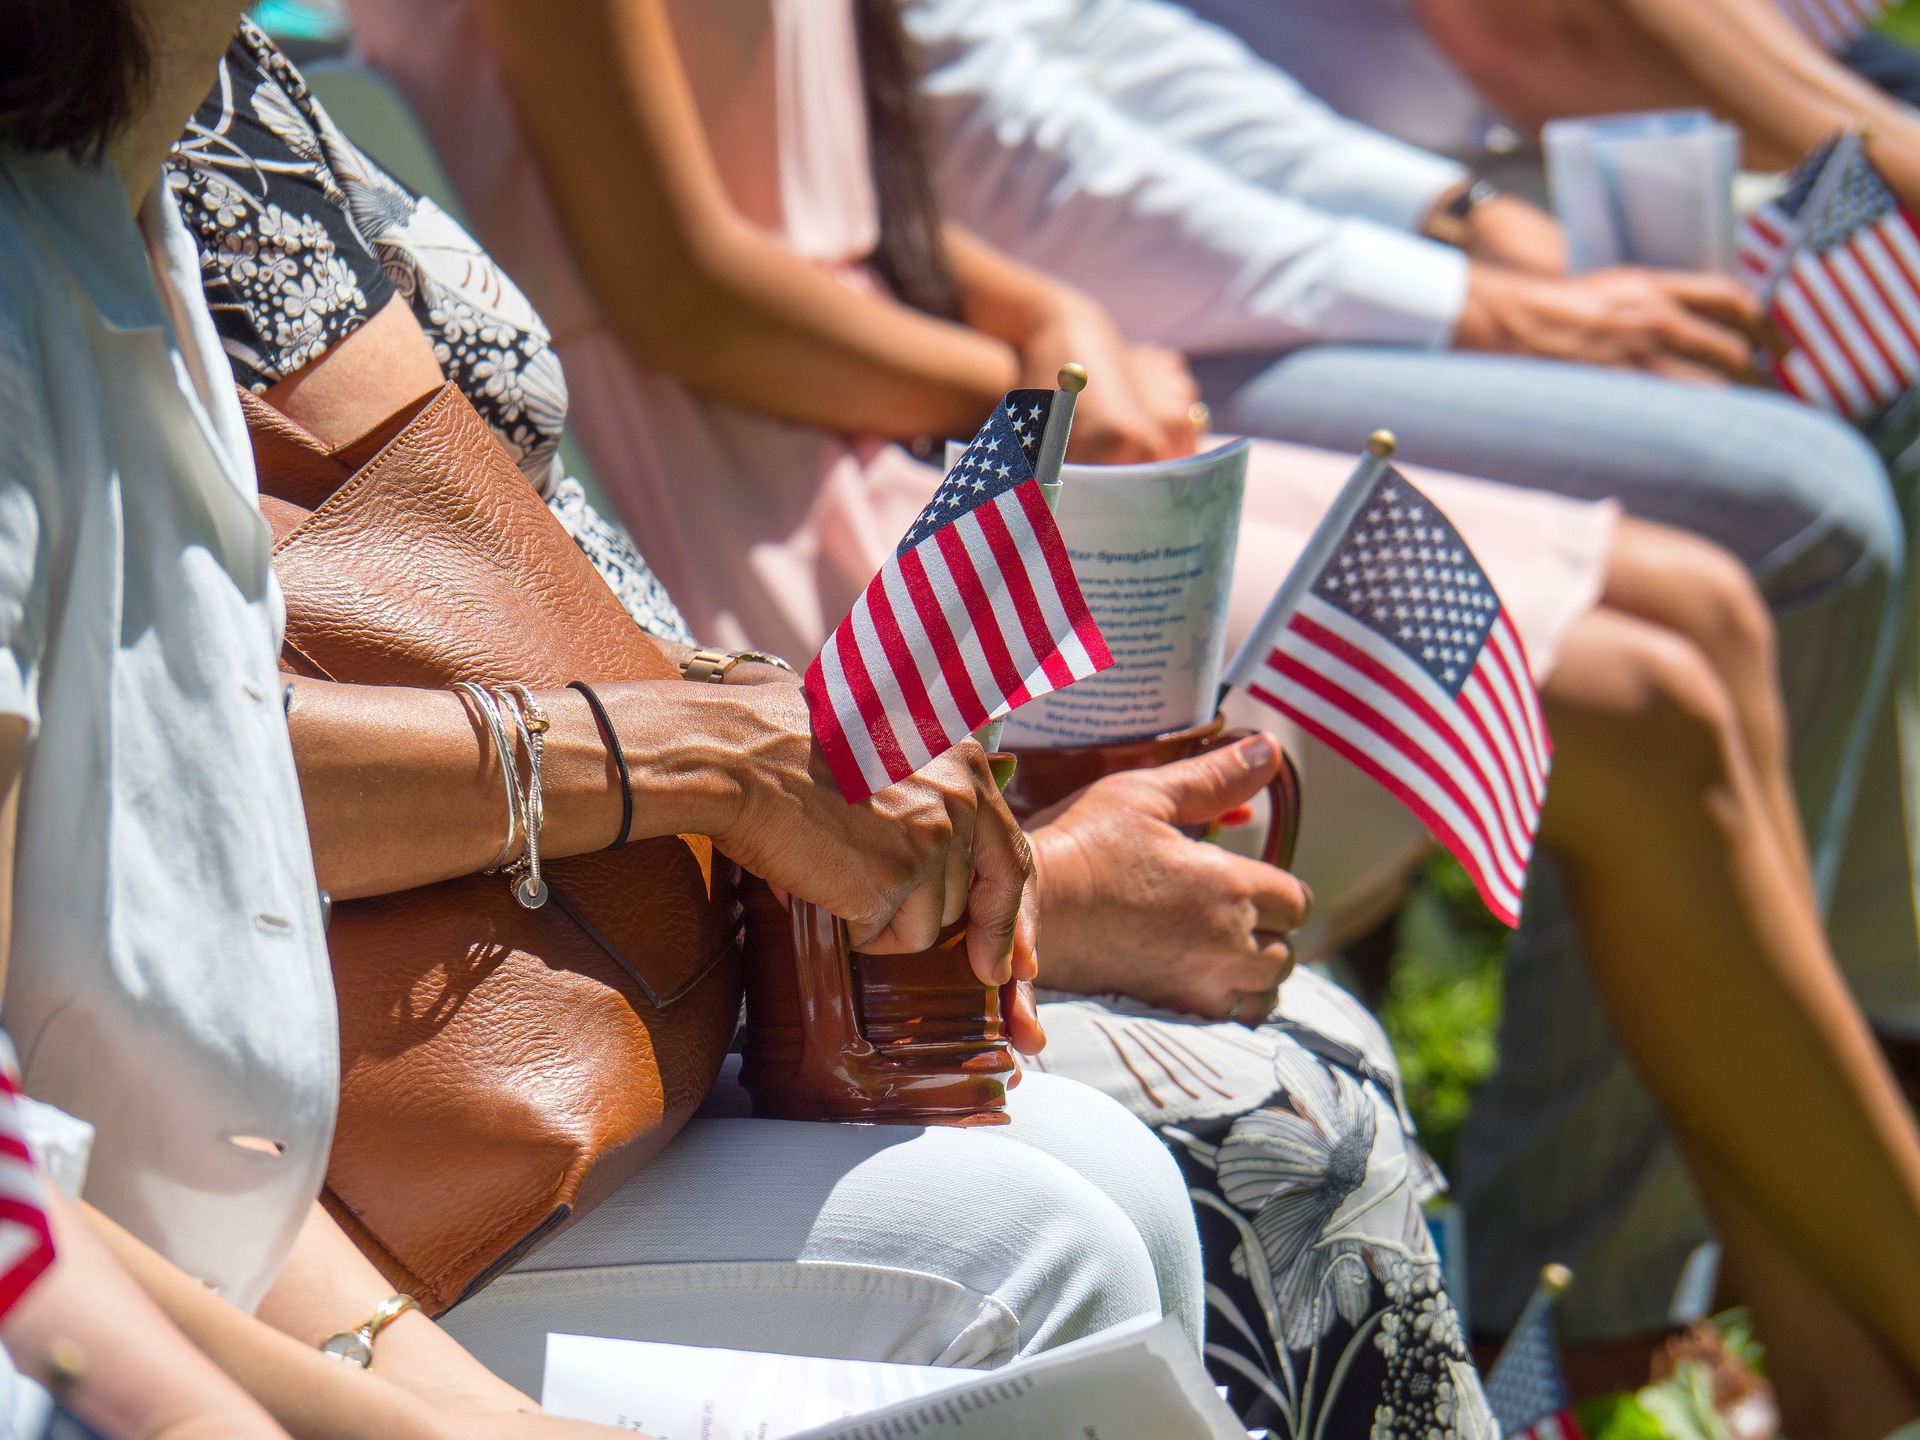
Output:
(318, 1293), (421, 1368)
(679, 647), (795, 683)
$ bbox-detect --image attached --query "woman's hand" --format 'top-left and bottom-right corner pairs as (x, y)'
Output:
(1027, 734), (1311, 1023)
(1014, 293), (1200, 464)
(1454, 264), (1762, 380)
(636, 682), (1037, 988)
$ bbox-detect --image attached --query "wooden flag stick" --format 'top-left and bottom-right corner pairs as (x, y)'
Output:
(1033, 363), (1086, 514)
(1219, 429), (1397, 700)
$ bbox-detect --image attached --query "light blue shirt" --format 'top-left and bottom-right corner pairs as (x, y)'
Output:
(0, 150), (336, 1313)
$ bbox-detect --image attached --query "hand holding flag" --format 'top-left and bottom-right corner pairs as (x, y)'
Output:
(804, 382), (1113, 803)
(1222, 434), (1551, 925)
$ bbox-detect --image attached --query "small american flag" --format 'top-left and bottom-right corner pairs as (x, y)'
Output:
(1484, 1266), (1583, 1440)
(0, 1072), (53, 1319)
(1738, 132), (1920, 420)
(804, 389), (1112, 802)
(1774, 0), (1887, 49)
(1229, 459), (1548, 925)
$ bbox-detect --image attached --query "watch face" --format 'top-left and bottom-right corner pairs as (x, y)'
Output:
(319, 1331), (374, 1367)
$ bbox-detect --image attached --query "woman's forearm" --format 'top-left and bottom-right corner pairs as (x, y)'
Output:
(3, 1193), (289, 1440)
(79, 1204), (447, 1440)
(288, 675), (827, 900)
(1618, 0), (1920, 174)
(472, 0), (1017, 441)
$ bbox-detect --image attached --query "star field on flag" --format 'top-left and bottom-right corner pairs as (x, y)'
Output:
(804, 389), (1112, 803)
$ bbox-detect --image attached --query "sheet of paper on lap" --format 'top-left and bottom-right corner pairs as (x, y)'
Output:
(542, 1314), (1248, 1440)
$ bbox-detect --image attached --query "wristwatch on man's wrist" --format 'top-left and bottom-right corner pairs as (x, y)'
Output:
(1424, 176), (1500, 248)
(678, 647), (796, 683)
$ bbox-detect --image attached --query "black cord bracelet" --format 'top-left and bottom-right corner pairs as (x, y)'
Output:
(567, 681), (633, 851)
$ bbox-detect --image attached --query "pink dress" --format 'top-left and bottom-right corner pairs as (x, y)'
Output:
(347, 0), (1615, 928)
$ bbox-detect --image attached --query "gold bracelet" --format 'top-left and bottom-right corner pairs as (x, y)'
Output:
(679, 648), (795, 683)
(318, 1293), (421, 1369)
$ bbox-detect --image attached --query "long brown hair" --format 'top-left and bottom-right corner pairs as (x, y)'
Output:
(853, 0), (962, 321)
(0, 0), (152, 160)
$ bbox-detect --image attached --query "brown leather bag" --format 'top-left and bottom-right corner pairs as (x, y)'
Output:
(241, 382), (743, 1314)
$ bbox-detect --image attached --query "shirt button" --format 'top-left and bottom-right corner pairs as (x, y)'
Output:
(243, 680), (267, 702)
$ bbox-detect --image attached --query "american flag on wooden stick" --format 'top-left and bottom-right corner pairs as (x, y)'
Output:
(1224, 443), (1549, 925)
(1484, 1266), (1583, 1440)
(1773, 0), (1887, 50)
(805, 389), (1112, 803)
(1738, 131), (1920, 420)
(0, 1072), (53, 1320)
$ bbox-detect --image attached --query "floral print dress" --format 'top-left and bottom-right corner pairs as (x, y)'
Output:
(1037, 968), (1497, 1439)
(167, 18), (692, 644)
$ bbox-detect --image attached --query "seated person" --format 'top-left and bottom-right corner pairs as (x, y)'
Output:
(895, 0), (1920, 1378)
(0, 2), (1202, 1432)
(334, 3), (1920, 1434)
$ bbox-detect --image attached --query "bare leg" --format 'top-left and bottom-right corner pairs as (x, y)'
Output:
(1538, 600), (1920, 1393)
(1690, 1149), (1920, 1440)
(1596, 516), (1814, 902)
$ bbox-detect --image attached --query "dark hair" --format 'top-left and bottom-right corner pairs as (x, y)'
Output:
(0, 0), (152, 161)
(853, 0), (961, 322)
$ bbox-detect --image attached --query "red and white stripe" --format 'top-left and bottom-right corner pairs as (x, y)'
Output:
(1757, 209), (1920, 418)
(1512, 1411), (1586, 1440)
(806, 478), (1111, 803)
(1775, 0), (1888, 49)
(0, 1074), (53, 1320)
(1245, 592), (1550, 926)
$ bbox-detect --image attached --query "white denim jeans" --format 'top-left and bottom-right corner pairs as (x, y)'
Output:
(440, 1068), (1203, 1396)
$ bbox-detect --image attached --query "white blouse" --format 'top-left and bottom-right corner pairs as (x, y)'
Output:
(0, 151), (337, 1312)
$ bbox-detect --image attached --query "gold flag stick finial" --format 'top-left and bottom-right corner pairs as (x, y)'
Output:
(1367, 429), (1397, 459)
(1540, 1263), (1574, 1295)
(1057, 362), (1088, 393)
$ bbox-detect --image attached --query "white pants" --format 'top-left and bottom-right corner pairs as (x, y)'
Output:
(441, 1068), (1202, 1396)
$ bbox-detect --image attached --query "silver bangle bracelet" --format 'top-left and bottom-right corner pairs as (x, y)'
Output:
(454, 681), (521, 872)
(502, 683), (550, 910)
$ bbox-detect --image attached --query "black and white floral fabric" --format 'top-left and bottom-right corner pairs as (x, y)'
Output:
(1037, 968), (1495, 1439)
(167, 19), (692, 644)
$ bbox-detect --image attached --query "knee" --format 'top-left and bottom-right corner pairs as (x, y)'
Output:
(1564, 622), (1743, 802)
(993, 1151), (1168, 1356)
(1665, 535), (1779, 682)
(1763, 404), (1904, 582)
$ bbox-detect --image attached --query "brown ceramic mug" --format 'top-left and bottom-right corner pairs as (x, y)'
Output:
(740, 721), (1300, 1126)
(738, 877), (1019, 1126)
(1002, 714), (1300, 868)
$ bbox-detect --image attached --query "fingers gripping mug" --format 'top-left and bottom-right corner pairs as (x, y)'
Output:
(738, 721), (1299, 1124)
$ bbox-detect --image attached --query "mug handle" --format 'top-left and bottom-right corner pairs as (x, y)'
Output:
(1197, 726), (1302, 871)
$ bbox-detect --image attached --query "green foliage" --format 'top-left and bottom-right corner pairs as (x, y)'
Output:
(1376, 852), (1507, 1172)
(1577, 1392), (1674, 1440)
(1575, 1312), (1769, 1440)
(1879, 1), (1920, 48)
